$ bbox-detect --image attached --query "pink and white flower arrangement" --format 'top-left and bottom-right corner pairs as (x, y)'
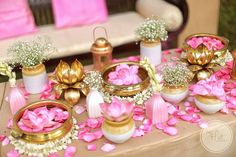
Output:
(190, 75), (226, 101)
(108, 64), (141, 85)
(187, 36), (224, 51)
(17, 106), (69, 132)
(100, 97), (134, 122)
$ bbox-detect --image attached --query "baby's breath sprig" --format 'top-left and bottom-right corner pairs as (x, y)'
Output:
(8, 36), (56, 67)
(162, 62), (193, 87)
(135, 16), (168, 42)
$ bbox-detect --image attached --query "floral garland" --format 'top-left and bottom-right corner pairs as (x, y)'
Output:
(102, 85), (153, 106)
(9, 117), (78, 157)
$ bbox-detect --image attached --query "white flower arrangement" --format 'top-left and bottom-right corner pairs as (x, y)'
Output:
(8, 37), (56, 67)
(135, 17), (168, 42)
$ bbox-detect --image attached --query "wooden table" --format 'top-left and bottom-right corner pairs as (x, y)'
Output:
(1, 50), (236, 157)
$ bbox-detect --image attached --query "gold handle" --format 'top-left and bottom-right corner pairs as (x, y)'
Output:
(93, 26), (108, 42)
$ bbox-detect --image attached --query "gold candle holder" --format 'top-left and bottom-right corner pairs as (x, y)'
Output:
(91, 26), (113, 71)
(231, 50), (236, 80)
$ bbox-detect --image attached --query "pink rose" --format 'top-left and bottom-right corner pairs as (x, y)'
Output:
(108, 64), (141, 85)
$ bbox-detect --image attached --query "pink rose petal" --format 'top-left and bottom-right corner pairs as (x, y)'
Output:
(74, 105), (86, 115)
(162, 50), (171, 55)
(167, 117), (178, 126)
(220, 106), (229, 114)
(132, 128), (145, 137)
(139, 124), (152, 133)
(155, 123), (166, 130)
(161, 58), (167, 63)
(183, 102), (191, 107)
(174, 48), (182, 53)
(2, 137), (10, 146)
(163, 126), (178, 136)
(143, 119), (152, 125)
(87, 144), (97, 151)
(7, 118), (13, 129)
(233, 111), (236, 116)
(64, 146), (76, 157)
(101, 143), (115, 152)
(133, 114), (145, 121)
(0, 135), (6, 142)
(180, 114), (193, 122)
(187, 97), (194, 102)
(198, 121), (208, 128)
(86, 118), (100, 129)
(7, 150), (20, 157)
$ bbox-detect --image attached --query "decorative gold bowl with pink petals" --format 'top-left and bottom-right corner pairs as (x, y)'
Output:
(11, 100), (72, 144)
(101, 61), (150, 96)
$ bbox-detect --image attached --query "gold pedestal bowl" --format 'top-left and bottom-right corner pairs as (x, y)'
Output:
(183, 33), (229, 66)
(11, 100), (73, 144)
(101, 61), (150, 97)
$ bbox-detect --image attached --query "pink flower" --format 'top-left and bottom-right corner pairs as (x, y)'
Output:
(191, 75), (226, 100)
(108, 64), (142, 85)
(187, 36), (224, 51)
(17, 106), (69, 133)
(100, 97), (134, 122)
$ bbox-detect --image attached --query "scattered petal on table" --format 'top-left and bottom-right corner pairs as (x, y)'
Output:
(162, 50), (171, 55)
(128, 56), (140, 62)
(2, 136), (10, 146)
(143, 119), (152, 125)
(220, 106), (229, 114)
(86, 118), (101, 129)
(7, 118), (13, 129)
(139, 124), (152, 133)
(198, 121), (208, 129)
(74, 105), (86, 115)
(187, 96), (194, 102)
(64, 146), (76, 157)
(163, 126), (178, 136)
(87, 144), (97, 151)
(183, 102), (191, 107)
(132, 128), (145, 137)
(174, 48), (182, 53)
(161, 58), (167, 63)
(101, 143), (115, 152)
(155, 123), (166, 130)
(167, 117), (178, 126)
(7, 150), (20, 157)
(0, 135), (6, 142)
(133, 114), (145, 121)
(180, 114), (193, 122)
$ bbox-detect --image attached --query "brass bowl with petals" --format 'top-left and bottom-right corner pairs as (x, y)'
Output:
(11, 100), (72, 144)
(183, 33), (229, 66)
(101, 61), (150, 97)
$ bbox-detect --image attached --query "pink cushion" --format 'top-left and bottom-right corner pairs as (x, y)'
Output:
(52, 0), (108, 28)
(0, 0), (37, 40)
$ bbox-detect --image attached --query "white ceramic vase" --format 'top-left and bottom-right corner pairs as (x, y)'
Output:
(140, 40), (162, 66)
(194, 95), (225, 114)
(161, 85), (189, 103)
(22, 64), (47, 94)
(86, 89), (103, 118)
(102, 117), (135, 143)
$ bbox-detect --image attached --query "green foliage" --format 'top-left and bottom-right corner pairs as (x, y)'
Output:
(219, 0), (236, 51)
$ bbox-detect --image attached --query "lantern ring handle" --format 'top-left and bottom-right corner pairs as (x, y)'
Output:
(93, 26), (108, 41)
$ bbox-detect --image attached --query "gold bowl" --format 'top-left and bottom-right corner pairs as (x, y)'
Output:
(11, 100), (73, 144)
(183, 33), (229, 66)
(101, 61), (150, 97)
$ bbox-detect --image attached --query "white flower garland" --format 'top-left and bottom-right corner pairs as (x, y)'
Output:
(9, 117), (78, 157)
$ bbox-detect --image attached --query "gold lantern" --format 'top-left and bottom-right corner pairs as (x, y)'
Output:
(91, 26), (113, 71)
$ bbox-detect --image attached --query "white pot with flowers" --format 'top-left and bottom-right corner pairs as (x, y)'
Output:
(8, 37), (56, 94)
(135, 17), (168, 66)
(191, 75), (225, 114)
(160, 62), (193, 103)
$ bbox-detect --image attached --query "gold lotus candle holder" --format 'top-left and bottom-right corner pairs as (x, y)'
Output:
(182, 33), (229, 80)
(11, 100), (72, 144)
(101, 61), (150, 97)
(51, 59), (89, 105)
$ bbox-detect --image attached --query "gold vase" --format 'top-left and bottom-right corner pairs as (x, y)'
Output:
(161, 85), (189, 103)
(22, 63), (47, 94)
(102, 116), (135, 143)
(11, 100), (73, 144)
(194, 95), (225, 114)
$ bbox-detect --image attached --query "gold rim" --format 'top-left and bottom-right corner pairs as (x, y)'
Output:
(195, 95), (223, 105)
(141, 39), (160, 47)
(162, 85), (188, 94)
(12, 100), (72, 144)
(101, 61), (150, 96)
(22, 64), (46, 76)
